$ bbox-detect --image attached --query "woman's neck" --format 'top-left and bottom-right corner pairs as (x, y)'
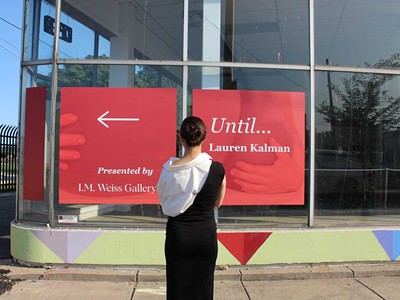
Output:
(182, 146), (202, 160)
(171, 146), (202, 166)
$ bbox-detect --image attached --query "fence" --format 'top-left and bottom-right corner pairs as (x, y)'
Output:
(0, 124), (18, 192)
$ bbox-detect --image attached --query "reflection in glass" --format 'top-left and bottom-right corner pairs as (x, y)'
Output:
(315, 71), (400, 224)
(59, 1), (111, 59)
(56, 1), (184, 61)
(23, 0), (55, 60)
(98, 35), (110, 58)
(58, 10), (95, 59)
(134, 64), (183, 129)
(315, 1), (400, 68)
(18, 66), (52, 223)
(189, 0), (309, 64)
(57, 63), (110, 87)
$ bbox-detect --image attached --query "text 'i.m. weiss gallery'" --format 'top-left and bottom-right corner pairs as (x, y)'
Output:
(12, 0), (400, 266)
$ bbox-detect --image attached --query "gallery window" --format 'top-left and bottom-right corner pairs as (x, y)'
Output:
(18, 0), (400, 228)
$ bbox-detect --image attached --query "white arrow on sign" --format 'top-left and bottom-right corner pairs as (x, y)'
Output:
(97, 111), (140, 128)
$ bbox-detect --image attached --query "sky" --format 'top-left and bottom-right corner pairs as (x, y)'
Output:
(0, 0), (23, 127)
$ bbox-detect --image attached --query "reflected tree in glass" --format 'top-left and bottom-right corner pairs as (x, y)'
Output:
(57, 55), (110, 87)
(318, 53), (400, 155)
(317, 53), (400, 210)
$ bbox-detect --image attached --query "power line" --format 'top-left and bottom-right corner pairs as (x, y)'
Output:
(0, 41), (19, 58)
(0, 37), (19, 52)
(0, 15), (75, 59)
(0, 16), (22, 58)
(0, 17), (21, 58)
(0, 16), (22, 31)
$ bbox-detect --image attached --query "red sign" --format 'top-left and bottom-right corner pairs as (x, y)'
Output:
(59, 88), (176, 204)
(193, 89), (305, 205)
(24, 87), (46, 201)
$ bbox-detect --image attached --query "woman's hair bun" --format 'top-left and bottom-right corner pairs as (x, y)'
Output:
(180, 116), (207, 147)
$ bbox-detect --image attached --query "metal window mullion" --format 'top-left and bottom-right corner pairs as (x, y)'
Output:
(182, 66), (188, 121)
(48, 0), (62, 227)
(183, 0), (188, 63)
(308, 0), (315, 227)
(28, 0), (42, 90)
(17, 0), (36, 220)
(54, 58), (311, 70)
(26, 58), (400, 76)
(315, 64), (400, 75)
(182, 0), (189, 121)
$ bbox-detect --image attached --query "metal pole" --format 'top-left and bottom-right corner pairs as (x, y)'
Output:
(326, 58), (336, 140)
(181, 0), (189, 160)
(182, 0), (189, 121)
(47, 0), (62, 227)
(384, 168), (388, 210)
(308, 0), (315, 227)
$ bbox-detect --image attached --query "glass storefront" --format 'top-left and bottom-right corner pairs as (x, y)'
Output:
(314, 71), (400, 226)
(18, 0), (400, 230)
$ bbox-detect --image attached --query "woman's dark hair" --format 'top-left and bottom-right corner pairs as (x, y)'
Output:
(180, 116), (207, 147)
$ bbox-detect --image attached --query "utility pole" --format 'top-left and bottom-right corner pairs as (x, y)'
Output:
(326, 58), (336, 144)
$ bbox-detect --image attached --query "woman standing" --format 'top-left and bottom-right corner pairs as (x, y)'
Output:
(157, 116), (226, 300)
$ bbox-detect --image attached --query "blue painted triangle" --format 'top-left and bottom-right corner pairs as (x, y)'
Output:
(394, 231), (400, 261)
(373, 230), (400, 261)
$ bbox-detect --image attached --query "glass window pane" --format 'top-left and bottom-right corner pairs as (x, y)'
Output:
(54, 64), (182, 227)
(98, 35), (110, 58)
(188, 67), (310, 228)
(58, 1), (111, 59)
(133, 1), (184, 60)
(315, 0), (400, 69)
(189, 0), (309, 65)
(18, 65), (53, 223)
(315, 71), (400, 226)
(59, 8), (94, 58)
(23, 0), (56, 61)
(58, 63), (110, 87)
(60, 0), (183, 61)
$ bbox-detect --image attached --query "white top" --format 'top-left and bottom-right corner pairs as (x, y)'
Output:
(157, 153), (212, 217)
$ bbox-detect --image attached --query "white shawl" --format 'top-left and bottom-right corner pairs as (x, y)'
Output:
(157, 153), (212, 217)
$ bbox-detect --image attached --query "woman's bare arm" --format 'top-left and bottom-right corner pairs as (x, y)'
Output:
(215, 176), (226, 208)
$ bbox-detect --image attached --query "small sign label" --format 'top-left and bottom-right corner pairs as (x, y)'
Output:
(44, 15), (73, 43)
(58, 215), (78, 224)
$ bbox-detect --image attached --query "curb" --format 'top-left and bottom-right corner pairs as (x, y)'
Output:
(240, 266), (353, 281)
(43, 268), (137, 282)
(1, 262), (400, 283)
(349, 264), (400, 278)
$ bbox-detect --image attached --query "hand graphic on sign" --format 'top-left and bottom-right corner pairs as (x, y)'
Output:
(193, 89), (305, 204)
(230, 136), (303, 194)
(59, 113), (86, 171)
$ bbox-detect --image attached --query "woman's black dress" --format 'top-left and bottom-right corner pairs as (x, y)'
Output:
(165, 161), (225, 300)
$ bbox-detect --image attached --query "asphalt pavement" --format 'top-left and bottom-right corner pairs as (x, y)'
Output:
(0, 193), (14, 260)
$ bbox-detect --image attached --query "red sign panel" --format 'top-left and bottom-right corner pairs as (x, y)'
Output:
(193, 89), (305, 205)
(24, 87), (46, 201)
(59, 88), (176, 204)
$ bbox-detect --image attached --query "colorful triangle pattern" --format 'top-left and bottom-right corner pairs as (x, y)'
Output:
(217, 232), (272, 265)
(373, 230), (400, 261)
(33, 231), (101, 263)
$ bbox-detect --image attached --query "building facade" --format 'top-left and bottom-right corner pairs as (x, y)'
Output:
(12, 0), (400, 266)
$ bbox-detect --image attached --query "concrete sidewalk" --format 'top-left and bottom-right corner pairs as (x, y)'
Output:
(1, 260), (400, 299)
